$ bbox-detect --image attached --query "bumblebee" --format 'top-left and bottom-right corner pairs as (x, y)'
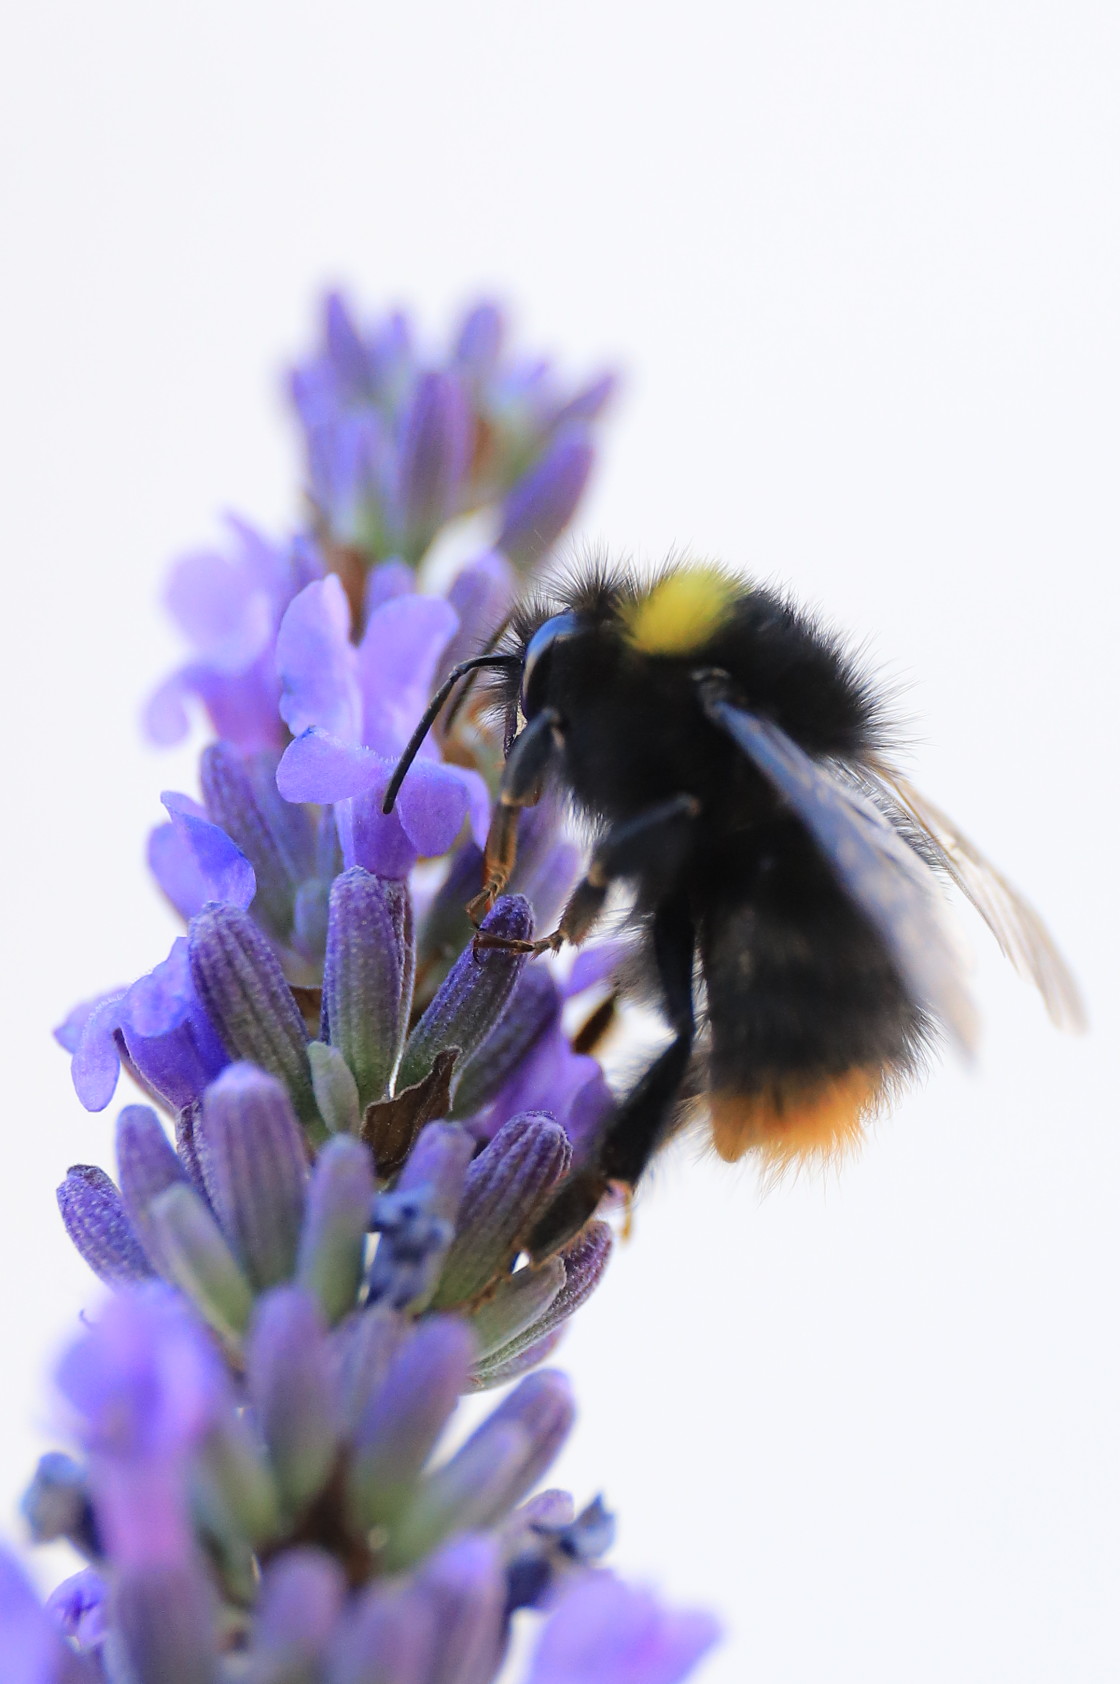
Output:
(385, 560), (1082, 1258)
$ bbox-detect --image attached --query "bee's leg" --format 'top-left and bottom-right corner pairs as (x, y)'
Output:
(527, 888), (697, 1260)
(525, 793), (701, 957)
(466, 709), (562, 929)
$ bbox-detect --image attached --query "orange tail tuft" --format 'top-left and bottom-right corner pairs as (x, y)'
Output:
(707, 1069), (883, 1173)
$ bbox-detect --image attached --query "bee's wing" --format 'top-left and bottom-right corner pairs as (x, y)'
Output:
(862, 766), (1086, 1033)
(704, 698), (977, 1053)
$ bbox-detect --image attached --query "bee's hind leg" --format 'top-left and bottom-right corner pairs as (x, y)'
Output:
(527, 888), (697, 1260)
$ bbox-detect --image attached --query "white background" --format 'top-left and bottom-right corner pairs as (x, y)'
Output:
(2, 4), (1118, 1680)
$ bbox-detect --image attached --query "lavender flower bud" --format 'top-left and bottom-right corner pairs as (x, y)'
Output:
(474, 1330), (564, 1392)
(308, 1041), (362, 1136)
(386, 1371), (574, 1571)
(57, 1165), (153, 1285)
(346, 1318), (476, 1531)
(247, 1288), (339, 1515)
(448, 970), (558, 1120)
(196, 1064), (309, 1290)
(383, 1426), (530, 1571)
(247, 1548), (347, 1680)
(397, 370), (471, 557)
(496, 427), (594, 568)
(296, 1135), (374, 1325)
(322, 868), (408, 1108)
(468, 1258), (565, 1362)
(188, 903), (317, 1127)
(326, 1579), (436, 1684)
(333, 1305), (408, 1435)
(110, 1562), (218, 1684)
(398, 897), (533, 1096)
(433, 1113), (571, 1307)
(195, 1411), (281, 1552)
(474, 1223), (612, 1387)
(411, 1533), (505, 1684)
(454, 301), (505, 375)
(200, 742), (311, 940)
(115, 1104), (193, 1272)
(147, 1183), (255, 1342)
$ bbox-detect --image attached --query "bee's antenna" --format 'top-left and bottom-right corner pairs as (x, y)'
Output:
(382, 654), (521, 814)
(442, 611), (514, 734)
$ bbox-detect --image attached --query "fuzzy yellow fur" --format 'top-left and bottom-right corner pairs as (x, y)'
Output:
(622, 566), (738, 656)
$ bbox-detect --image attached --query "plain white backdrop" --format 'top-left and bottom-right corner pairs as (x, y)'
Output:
(2, 4), (1118, 1679)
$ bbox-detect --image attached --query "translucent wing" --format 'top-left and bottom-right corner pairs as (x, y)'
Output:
(702, 693), (977, 1053)
(862, 764), (1086, 1033)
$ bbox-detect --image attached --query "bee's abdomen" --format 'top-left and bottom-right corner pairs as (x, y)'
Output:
(697, 821), (929, 1169)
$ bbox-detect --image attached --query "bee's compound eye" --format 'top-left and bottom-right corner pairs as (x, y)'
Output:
(520, 611), (582, 717)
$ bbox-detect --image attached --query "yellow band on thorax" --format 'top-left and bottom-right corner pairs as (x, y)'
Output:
(621, 565), (739, 655)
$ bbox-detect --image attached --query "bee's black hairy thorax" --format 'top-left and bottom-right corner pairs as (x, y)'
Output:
(487, 560), (894, 839)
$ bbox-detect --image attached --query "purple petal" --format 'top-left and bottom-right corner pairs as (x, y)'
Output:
(527, 1572), (721, 1684)
(143, 671), (192, 746)
(336, 788), (418, 879)
(395, 757), (471, 859)
(355, 593), (459, 756)
(0, 1548), (92, 1683)
(148, 796), (256, 918)
(46, 1568), (108, 1654)
(56, 1283), (224, 1467)
(70, 995), (125, 1112)
(277, 575), (361, 741)
(440, 550), (517, 674)
(180, 653), (287, 753)
(277, 728), (390, 805)
(163, 546), (273, 670)
(364, 557), (415, 615)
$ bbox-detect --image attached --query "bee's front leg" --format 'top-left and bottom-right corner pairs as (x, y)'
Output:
(467, 708), (563, 934)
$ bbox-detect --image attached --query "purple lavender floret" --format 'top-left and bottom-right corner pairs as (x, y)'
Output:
(25, 294), (723, 1679)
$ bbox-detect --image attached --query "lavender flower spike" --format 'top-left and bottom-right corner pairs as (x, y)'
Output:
(18, 291), (728, 1682)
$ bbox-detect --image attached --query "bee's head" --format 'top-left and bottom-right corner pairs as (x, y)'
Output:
(519, 610), (588, 718)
